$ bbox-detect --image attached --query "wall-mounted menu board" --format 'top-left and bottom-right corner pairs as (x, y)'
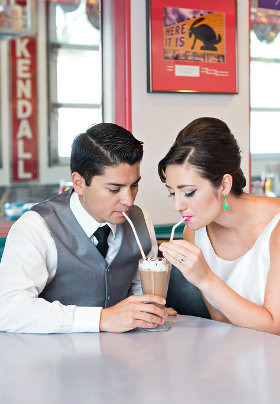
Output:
(0, 0), (36, 39)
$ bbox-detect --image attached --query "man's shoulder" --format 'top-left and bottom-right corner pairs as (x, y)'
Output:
(31, 189), (72, 217)
(10, 210), (48, 234)
(130, 205), (151, 215)
(129, 205), (147, 219)
(130, 204), (141, 213)
(133, 205), (153, 220)
(129, 205), (153, 229)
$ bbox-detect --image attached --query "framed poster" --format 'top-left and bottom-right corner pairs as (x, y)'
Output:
(146, 0), (238, 93)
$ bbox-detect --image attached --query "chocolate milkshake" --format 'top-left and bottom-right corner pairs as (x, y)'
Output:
(139, 257), (171, 309)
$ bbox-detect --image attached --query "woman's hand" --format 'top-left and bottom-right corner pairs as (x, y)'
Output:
(159, 240), (213, 290)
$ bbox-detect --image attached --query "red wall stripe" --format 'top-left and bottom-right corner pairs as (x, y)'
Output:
(113, 0), (132, 131)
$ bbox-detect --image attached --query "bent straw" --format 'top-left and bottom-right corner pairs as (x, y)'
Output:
(122, 211), (146, 260)
(170, 217), (189, 241)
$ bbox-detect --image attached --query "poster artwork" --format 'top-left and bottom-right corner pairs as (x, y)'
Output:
(258, 0), (280, 10)
(164, 8), (225, 64)
(147, 0), (237, 93)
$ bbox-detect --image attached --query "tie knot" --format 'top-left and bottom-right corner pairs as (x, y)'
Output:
(93, 225), (111, 243)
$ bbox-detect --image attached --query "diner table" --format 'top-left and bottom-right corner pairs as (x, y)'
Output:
(1, 315), (280, 404)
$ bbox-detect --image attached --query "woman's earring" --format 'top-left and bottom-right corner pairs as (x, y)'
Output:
(222, 194), (230, 211)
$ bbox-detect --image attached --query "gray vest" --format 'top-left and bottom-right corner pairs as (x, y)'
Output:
(31, 190), (151, 308)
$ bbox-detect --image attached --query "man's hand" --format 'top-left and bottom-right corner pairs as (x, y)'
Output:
(99, 295), (167, 333)
(166, 307), (177, 316)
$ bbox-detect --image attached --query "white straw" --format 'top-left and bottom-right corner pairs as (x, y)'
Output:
(122, 211), (146, 260)
(170, 217), (187, 241)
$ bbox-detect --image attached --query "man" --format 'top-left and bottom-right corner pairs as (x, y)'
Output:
(0, 123), (167, 333)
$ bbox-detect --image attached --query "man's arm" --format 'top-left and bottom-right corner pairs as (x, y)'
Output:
(0, 211), (102, 333)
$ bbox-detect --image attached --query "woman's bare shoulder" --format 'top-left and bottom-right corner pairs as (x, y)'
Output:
(250, 195), (280, 220)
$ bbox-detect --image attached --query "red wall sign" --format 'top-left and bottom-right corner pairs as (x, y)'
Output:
(10, 36), (38, 182)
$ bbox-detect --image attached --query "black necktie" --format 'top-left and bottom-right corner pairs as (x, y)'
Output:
(93, 225), (111, 258)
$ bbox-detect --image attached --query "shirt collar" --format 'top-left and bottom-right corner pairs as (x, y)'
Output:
(70, 191), (116, 238)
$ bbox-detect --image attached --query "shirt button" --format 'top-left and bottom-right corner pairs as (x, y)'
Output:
(107, 268), (110, 273)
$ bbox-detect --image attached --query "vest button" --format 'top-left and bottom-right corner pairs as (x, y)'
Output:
(107, 295), (111, 301)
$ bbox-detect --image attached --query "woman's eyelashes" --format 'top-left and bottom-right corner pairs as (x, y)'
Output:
(168, 189), (197, 198)
(184, 189), (196, 198)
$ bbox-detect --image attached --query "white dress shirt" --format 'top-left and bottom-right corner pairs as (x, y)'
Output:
(0, 192), (158, 333)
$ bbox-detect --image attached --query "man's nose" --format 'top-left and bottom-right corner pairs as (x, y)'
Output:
(121, 190), (134, 207)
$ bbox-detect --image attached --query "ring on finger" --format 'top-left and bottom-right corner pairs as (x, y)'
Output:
(178, 256), (184, 263)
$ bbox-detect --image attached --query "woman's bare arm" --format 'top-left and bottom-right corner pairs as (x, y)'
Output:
(161, 222), (280, 334)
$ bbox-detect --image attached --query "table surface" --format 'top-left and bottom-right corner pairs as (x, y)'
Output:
(1, 315), (280, 404)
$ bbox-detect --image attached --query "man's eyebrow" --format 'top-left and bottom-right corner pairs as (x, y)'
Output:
(132, 176), (141, 184)
(105, 176), (141, 187)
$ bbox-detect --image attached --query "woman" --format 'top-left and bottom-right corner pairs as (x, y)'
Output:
(159, 117), (280, 334)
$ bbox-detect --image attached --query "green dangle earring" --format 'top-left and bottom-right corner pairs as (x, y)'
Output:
(222, 194), (230, 211)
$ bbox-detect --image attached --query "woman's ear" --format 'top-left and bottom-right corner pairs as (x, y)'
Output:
(221, 174), (232, 196)
(72, 172), (86, 195)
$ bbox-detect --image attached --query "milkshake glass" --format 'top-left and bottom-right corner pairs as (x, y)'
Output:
(139, 257), (171, 331)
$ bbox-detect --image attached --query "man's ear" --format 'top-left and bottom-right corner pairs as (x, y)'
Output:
(72, 172), (86, 196)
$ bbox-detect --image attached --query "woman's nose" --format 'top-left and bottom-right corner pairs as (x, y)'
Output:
(174, 196), (186, 212)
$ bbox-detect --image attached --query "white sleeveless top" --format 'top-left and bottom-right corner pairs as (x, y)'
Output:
(195, 213), (280, 308)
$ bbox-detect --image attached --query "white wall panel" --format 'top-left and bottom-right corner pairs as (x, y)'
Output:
(131, 0), (250, 224)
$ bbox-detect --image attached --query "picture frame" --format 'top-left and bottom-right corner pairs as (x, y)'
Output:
(146, 0), (238, 93)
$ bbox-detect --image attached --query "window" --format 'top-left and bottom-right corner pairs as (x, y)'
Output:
(47, 0), (102, 165)
(250, 5), (280, 155)
(250, 1), (280, 197)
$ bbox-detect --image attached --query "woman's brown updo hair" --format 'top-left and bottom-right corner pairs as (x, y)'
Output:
(158, 117), (246, 196)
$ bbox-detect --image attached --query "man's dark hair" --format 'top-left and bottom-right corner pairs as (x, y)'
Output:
(158, 117), (246, 196)
(71, 123), (143, 185)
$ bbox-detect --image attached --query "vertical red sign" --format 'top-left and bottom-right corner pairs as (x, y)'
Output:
(10, 36), (38, 182)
